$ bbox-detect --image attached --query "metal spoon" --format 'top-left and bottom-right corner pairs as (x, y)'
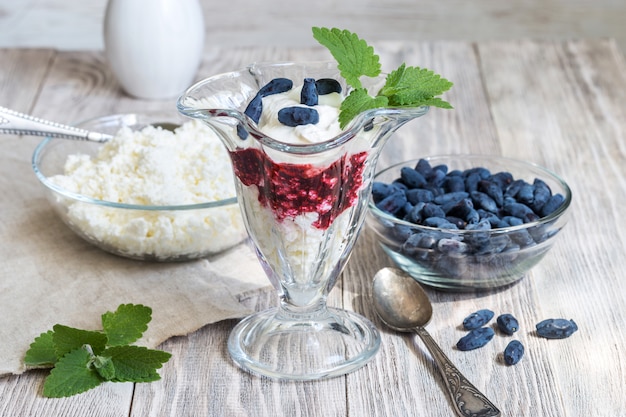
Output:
(372, 267), (501, 417)
(0, 106), (178, 142)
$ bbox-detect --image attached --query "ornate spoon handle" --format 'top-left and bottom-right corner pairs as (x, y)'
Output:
(0, 106), (112, 142)
(414, 326), (501, 417)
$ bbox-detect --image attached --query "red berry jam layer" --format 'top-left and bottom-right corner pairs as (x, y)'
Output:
(230, 148), (367, 230)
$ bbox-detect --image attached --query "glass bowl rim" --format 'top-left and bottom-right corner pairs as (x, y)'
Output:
(31, 113), (238, 211)
(368, 153), (572, 234)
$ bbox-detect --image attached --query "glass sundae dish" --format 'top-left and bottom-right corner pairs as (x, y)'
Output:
(177, 28), (451, 380)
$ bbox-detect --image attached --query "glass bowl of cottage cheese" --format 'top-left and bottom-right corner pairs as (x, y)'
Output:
(32, 112), (247, 261)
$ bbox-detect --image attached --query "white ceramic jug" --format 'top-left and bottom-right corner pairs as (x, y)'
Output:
(104, 0), (205, 100)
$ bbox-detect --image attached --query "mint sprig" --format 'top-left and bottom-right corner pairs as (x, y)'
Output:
(312, 27), (453, 128)
(24, 304), (171, 398)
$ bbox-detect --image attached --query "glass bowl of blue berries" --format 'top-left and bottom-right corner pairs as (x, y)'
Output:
(366, 154), (572, 290)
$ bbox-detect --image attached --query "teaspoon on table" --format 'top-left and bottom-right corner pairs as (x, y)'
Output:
(372, 267), (501, 417)
(0, 106), (178, 142)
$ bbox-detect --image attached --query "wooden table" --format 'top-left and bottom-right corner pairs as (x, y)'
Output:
(1, 39), (625, 416)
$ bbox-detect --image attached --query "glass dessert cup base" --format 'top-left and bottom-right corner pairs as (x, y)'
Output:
(227, 307), (381, 381)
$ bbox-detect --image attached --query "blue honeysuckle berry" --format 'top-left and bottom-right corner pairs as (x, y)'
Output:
(456, 327), (495, 351)
(464, 172), (482, 193)
(315, 78), (342, 95)
(244, 94), (263, 123)
(372, 181), (398, 203)
(540, 194), (566, 217)
(462, 309), (495, 330)
(444, 198), (474, 219)
(404, 202), (425, 224)
(375, 191), (407, 215)
(445, 174), (466, 192)
(406, 188), (434, 204)
(277, 106), (319, 127)
(489, 171), (514, 190)
(503, 200), (537, 222)
(478, 179), (504, 206)
(423, 217), (458, 229)
(421, 202), (446, 219)
(471, 191), (498, 213)
(536, 318), (578, 339)
(237, 93), (264, 139)
(300, 78), (318, 106)
(238, 78), (293, 139)
(517, 183), (535, 205)
(497, 313), (520, 335)
(434, 191), (469, 207)
(400, 167), (427, 188)
(503, 340), (524, 365)
(504, 179), (526, 198)
(258, 78), (293, 97)
(531, 178), (551, 212)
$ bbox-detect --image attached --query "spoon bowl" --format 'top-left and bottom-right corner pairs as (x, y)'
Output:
(372, 266), (433, 330)
(372, 267), (501, 417)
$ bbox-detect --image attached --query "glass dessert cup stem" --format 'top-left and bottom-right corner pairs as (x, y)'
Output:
(177, 61), (429, 380)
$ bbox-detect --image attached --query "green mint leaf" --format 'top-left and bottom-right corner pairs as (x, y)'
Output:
(93, 355), (116, 381)
(420, 97), (454, 109)
(43, 348), (103, 398)
(101, 303), (152, 346)
(105, 345), (171, 383)
(380, 64), (453, 107)
(312, 27), (381, 89)
(52, 324), (107, 358)
(24, 330), (57, 367)
(339, 89), (389, 129)
(313, 27), (453, 127)
(25, 304), (171, 398)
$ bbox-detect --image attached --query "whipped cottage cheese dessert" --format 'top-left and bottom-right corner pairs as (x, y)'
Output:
(227, 78), (373, 293)
(49, 119), (246, 260)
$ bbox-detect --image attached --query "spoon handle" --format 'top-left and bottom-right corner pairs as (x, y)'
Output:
(414, 326), (501, 417)
(0, 106), (112, 142)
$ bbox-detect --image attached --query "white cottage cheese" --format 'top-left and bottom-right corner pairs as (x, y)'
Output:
(50, 120), (246, 260)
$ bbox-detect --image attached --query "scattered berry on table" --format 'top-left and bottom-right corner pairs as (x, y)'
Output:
(456, 327), (495, 351)
(454, 310), (577, 368)
(503, 340), (524, 365)
(497, 313), (520, 335)
(535, 318), (578, 339)
(462, 309), (495, 330)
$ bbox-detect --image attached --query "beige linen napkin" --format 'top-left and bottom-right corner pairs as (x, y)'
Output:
(0, 137), (270, 377)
